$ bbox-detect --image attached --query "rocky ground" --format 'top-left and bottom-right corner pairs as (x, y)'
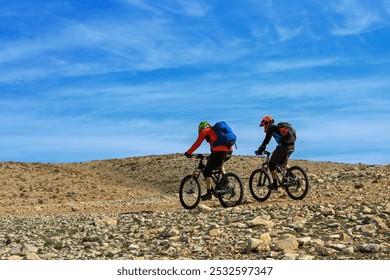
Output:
(0, 154), (389, 260)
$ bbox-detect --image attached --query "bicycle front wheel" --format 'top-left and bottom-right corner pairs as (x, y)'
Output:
(217, 173), (244, 208)
(249, 169), (272, 201)
(179, 175), (201, 209)
(284, 166), (310, 200)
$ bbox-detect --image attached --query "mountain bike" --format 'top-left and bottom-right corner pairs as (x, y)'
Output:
(249, 151), (309, 201)
(179, 154), (244, 209)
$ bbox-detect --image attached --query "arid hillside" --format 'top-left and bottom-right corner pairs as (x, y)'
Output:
(0, 154), (388, 216)
(0, 154), (389, 260)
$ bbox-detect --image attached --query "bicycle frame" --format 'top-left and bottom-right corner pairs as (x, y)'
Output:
(261, 151), (271, 171)
(192, 156), (205, 178)
(190, 154), (224, 186)
(259, 151), (291, 185)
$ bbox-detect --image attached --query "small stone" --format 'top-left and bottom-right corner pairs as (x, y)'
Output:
(326, 243), (347, 251)
(360, 224), (377, 235)
(208, 228), (220, 236)
(25, 253), (40, 260)
(247, 238), (262, 253)
(177, 249), (191, 256)
(247, 217), (274, 228)
(342, 247), (354, 255)
(321, 207), (335, 216)
(7, 255), (23, 260)
(275, 235), (299, 253)
(129, 244), (139, 250)
(297, 237), (312, 246)
(22, 245), (38, 254)
(197, 204), (213, 213)
(9, 246), (22, 255)
(94, 217), (117, 227)
(165, 228), (180, 237)
(260, 233), (272, 243)
(283, 253), (298, 260)
(362, 206), (373, 214)
(354, 183), (364, 189)
(357, 243), (382, 253)
(317, 247), (335, 256)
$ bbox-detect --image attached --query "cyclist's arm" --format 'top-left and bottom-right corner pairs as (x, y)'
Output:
(260, 127), (273, 148)
(186, 131), (207, 155)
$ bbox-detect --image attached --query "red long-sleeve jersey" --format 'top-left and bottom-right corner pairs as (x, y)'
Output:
(186, 127), (232, 155)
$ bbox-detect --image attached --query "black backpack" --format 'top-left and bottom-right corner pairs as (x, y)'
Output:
(277, 122), (296, 144)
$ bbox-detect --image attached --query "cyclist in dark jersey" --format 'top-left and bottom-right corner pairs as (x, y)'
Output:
(185, 121), (232, 200)
(256, 116), (295, 190)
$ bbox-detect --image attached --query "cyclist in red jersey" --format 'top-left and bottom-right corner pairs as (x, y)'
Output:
(185, 121), (232, 200)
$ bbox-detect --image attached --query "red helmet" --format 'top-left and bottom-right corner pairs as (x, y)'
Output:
(259, 115), (274, 132)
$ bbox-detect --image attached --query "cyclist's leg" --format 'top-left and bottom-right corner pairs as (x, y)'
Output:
(202, 152), (226, 199)
(270, 146), (289, 188)
(201, 176), (213, 200)
(204, 152), (227, 176)
(280, 147), (295, 168)
(206, 152), (226, 176)
(220, 151), (232, 175)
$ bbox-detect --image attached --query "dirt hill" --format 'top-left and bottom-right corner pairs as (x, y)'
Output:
(0, 154), (389, 260)
(0, 154), (388, 216)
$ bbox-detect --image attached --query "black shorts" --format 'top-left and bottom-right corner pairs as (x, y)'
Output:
(203, 151), (231, 177)
(269, 145), (294, 170)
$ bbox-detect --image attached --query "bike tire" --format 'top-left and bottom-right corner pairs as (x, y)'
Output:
(217, 172), (244, 208)
(249, 169), (272, 201)
(179, 175), (201, 209)
(284, 166), (310, 200)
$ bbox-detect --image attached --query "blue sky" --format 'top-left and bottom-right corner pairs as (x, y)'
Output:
(0, 0), (389, 164)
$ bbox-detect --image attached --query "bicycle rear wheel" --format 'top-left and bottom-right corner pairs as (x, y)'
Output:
(217, 173), (244, 208)
(284, 166), (309, 200)
(179, 175), (201, 209)
(249, 169), (272, 201)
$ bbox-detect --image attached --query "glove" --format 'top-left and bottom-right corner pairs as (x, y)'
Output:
(255, 146), (265, 155)
(184, 152), (191, 157)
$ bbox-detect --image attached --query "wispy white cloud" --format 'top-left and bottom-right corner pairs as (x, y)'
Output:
(119, 0), (210, 17)
(330, 0), (389, 35)
(165, 0), (211, 17)
(0, 13), (246, 84)
(256, 57), (339, 73)
(275, 25), (303, 42)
